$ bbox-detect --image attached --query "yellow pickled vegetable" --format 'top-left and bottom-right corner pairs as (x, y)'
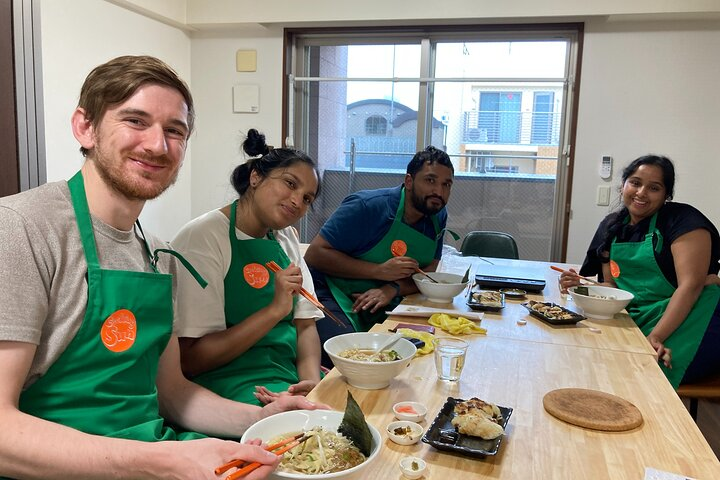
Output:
(396, 328), (436, 355)
(428, 313), (487, 335)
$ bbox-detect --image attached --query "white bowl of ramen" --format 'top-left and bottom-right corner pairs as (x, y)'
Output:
(324, 332), (417, 390)
(412, 272), (469, 303)
(241, 409), (381, 479)
(568, 285), (634, 320)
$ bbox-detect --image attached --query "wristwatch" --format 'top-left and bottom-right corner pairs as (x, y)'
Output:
(387, 281), (401, 297)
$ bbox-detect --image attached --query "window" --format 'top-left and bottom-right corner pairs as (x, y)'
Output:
(286, 25), (581, 261)
(531, 92), (555, 145)
(477, 91), (522, 144)
(365, 115), (387, 135)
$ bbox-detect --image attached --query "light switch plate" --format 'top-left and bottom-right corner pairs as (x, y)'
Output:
(232, 84), (259, 113)
(597, 185), (611, 206)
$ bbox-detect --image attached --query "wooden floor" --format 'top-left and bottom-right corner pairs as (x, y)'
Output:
(686, 399), (720, 458)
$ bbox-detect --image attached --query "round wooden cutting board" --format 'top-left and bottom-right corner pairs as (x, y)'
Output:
(543, 388), (643, 432)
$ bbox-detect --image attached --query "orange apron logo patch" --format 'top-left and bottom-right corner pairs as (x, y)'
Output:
(391, 240), (408, 257)
(243, 263), (270, 289)
(101, 309), (137, 352)
(609, 260), (621, 278)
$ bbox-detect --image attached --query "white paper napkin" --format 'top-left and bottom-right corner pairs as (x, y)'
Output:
(644, 467), (695, 480)
(388, 304), (484, 321)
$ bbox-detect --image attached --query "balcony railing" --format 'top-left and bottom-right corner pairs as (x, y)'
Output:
(463, 110), (561, 146)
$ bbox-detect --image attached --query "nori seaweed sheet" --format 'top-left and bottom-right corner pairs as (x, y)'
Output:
(338, 391), (373, 456)
(574, 286), (589, 296)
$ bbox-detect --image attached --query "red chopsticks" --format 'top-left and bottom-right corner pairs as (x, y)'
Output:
(215, 433), (309, 479)
(550, 265), (602, 286)
(265, 261), (347, 327)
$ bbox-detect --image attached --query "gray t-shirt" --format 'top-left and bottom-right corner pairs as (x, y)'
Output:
(0, 181), (178, 388)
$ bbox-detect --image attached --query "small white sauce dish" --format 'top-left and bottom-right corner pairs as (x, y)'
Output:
(399, 456), (427, 479)
(387, 420), (424, 445)
(392, 401), (428, 422)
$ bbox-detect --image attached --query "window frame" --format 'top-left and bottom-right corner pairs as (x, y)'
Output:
(283, 23), (583, 261)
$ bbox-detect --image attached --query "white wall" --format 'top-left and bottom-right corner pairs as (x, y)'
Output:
(188, 28), (285, 218)
(39, 0), (192, 241)
(568, 19), (720, 263)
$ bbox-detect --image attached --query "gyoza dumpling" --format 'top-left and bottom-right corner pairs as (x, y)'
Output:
(451, 413), (505, 439)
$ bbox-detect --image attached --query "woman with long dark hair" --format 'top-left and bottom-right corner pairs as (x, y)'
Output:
(562, 154), (720, 388)
(172, 129), (323, 406)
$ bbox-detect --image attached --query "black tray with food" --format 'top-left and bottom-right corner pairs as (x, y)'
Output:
(522, 300), (585, 325)
(422, 397), (513, 458)
(467, 289), (505, 312)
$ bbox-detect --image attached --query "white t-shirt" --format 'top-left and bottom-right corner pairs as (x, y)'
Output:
(171, 209), (322, 338)
(0, 181), (178, 388)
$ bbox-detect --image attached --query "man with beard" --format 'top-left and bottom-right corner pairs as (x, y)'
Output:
(305, 146), (454, 368)
(0, 56), (324, 480)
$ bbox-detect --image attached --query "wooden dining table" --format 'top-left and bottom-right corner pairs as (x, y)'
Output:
(396, 256), (656, 356)
(306, 256), (720, 479)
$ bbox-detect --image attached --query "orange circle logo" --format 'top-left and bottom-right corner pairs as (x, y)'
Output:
(609, 260), (621, 278)
(391, 240), (407, 257)
(100, 309), (137, 353)
(243, 263), (270, 289)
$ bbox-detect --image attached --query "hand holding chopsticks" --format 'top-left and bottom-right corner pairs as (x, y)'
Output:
(216, 433), (310, 479)
(550, 265), (602, 286)
(265, 261), (347, 327)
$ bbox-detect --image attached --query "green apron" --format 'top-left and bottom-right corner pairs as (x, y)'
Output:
(191, 201), (299, 406)
(19, 171), (205, 441)
(326, 187), (441, 332)
(610, 212), (720, 388)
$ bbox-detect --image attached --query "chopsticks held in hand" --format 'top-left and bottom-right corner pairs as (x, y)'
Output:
(216, 433), (310, 480)
(550, 265), (602, 286)
(265, 261), (347, 327)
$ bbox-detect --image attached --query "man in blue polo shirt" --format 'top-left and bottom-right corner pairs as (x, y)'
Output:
(304, 146), (454, 368)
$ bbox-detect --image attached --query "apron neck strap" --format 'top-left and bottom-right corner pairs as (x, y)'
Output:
(68, 171), (101, 268)
(618, 211), (663, 253)
(648, 211), (663, 253)
(229, 199), (274, 240)
(398, 186), (447, 239)
(229, 200), (238, 238)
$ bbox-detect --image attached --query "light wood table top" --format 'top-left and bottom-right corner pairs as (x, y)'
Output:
(395, 256), (655, 356)
(308, 323), (720, 479)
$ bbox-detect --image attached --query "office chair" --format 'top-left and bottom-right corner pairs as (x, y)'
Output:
(460, 231), (519, 259)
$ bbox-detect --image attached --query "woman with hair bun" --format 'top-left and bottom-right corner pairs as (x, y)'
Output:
(172, 128), (323, 407)
(562, 154), (720, 388)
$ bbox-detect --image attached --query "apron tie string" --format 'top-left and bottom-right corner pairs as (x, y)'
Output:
(135, 221), (208, 288)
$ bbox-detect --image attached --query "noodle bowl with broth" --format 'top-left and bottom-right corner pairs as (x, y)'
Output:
(240, 409), (382, 479)
(274, 427), (365, 474)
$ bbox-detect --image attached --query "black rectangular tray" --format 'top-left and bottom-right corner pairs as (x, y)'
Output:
(466, 289), (505, 312)
(475, 274), (546, 292)
(422, 397), (513, 458)
(522, 301), (585, 325)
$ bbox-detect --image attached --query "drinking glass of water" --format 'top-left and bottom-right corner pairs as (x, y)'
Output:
(432, 337), (468, 381)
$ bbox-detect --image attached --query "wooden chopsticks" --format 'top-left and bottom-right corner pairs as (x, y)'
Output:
(265, 261), (347, 327)
(215, 433), (310, 480)
(414, 267), (439, 283)
(550, 265), (602, 286)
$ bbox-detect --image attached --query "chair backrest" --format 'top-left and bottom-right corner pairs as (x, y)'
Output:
(460, 231), (519, 259)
